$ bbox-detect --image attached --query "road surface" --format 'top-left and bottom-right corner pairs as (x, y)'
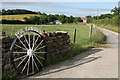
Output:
(28, 27), (118, 78)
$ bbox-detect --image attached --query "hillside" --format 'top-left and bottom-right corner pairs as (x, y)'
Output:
(0, 14), (41, 21)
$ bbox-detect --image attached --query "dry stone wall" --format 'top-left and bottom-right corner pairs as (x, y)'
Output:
(1, 31), (70, 72)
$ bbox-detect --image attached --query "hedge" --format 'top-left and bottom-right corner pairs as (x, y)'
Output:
(92, 15), (120, 27)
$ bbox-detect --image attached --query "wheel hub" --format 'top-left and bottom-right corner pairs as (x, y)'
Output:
(27, 49), (34, 56)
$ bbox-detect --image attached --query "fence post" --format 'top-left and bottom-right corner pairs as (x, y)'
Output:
(43, 30), (45, 33)
(11, 26), (13, 36)
(89, 24), (93, 40)
(73, 28), (76, 43)
(94, 25), (96, 33)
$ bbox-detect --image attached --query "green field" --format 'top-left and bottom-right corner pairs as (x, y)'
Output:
(0, 14), (41, 21)
(2, 24), (105, 44)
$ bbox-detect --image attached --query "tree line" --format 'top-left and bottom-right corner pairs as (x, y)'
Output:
(1, 15), (83, 24)
(86, 7), (120, 26)
(0, 9), (41, 15)
(86, 7), (120, 20)
(0, 9), (83, 24)
(23, 14), (83, 24)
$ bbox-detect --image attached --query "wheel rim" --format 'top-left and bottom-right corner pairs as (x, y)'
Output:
(10, 30), (47, 76)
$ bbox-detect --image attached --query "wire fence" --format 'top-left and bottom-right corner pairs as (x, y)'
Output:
(2, 24), (98, 45)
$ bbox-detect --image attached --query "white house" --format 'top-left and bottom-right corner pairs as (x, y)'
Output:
(50, 20), (62, 25)
(54, 20), (62, 25)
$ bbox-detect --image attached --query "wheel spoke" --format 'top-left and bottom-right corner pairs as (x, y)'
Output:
(28, 31), (31, 49)
(32, 56), (34, 74)
(14, 55), (26, 61)
(13, 52), (27, 54)
(16, 36), (28, 50)
(23, 34), (29, 49)
(33, 54), (43, 67)
(34, 45), (46, 51)
(21, 56), (31, 74)
(34, 52), (47, 54)
(32, 34), (35, 50)
(15, 44), (27, 51)
(34, 35), (40, 45)
(27, 56), (31, 75)
(36, 54), (45, 60)
(34, 40), (44, 51)
(33, 35), (41, 49)
(17, 55), (28, 68)
(33, 56), (39, 71)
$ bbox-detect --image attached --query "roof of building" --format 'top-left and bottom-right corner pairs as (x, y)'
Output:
(81, 17), (87, 20)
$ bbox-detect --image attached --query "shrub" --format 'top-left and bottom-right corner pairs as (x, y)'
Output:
(92, 15), (120, 27)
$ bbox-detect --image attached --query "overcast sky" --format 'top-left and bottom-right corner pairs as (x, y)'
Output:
(1, 1), (119, 17)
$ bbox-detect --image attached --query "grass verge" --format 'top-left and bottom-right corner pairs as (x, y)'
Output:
(94, 24), (120, 33)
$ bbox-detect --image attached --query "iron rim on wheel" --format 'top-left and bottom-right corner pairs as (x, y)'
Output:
(10, 27), (47, 76)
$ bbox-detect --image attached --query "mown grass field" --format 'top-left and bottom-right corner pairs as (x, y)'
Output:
(0, 14), (41, 21)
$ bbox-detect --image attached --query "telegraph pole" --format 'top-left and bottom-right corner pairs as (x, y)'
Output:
(97, 9), (99, 20)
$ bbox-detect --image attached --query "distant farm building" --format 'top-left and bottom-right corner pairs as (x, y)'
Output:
(50, 20), (62, 25)
(81, 17), (87, 23)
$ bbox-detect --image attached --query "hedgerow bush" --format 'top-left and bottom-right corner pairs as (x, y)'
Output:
(110, 15), (120, 26)
(92, 15), (120, 27)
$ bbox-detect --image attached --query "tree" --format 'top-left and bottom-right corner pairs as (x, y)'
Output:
(23, 16), (39, 24)
(93, 16), (98, 20)
(69, 16), (74, 23)
(39, 15), (48, 24)
(54, 14), (59, 19)
(2, 9), (6, 15)
(1, 9), (38, 15)
(6, 9), (13, 15)
(42, 13), (47, 16)
(23, 17), (29, 23)
(86, 16), (92, 20)
(74, 17), (83, 23)
(29, 16), (40, 24)
(58, 14), (66, 23)
(65, 17), (70, 23)
(111, 7), (120, 16)
(37, 11), (42, 15)
(0, 10), (2, 15)
(47, 14), (57, 22)
(99, 14), (112, 19)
